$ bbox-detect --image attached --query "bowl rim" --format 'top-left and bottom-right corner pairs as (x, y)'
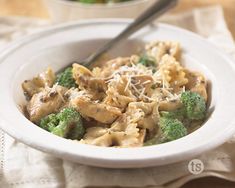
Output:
(1, 19), (235, 168)
(47, 0), (152, 9)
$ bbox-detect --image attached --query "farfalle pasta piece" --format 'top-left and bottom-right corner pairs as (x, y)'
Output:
(154, 55), (188, 89)
(82, 101), (158, 147)
(151, 88), (183, 111)
(146, 41), (181, 63)
(103, 75), (136, 110)
(96, 56), (137, 77)
(22, 68), (56, 98)
(81, 127), (113, 147)
(73, 63), (107, 92)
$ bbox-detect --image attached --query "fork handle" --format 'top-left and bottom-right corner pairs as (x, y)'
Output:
(84, 0), (178, 67)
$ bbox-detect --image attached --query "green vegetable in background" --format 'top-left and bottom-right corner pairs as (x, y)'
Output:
(56, 67), (77, 89)
(39, 108), (85, 140)
(138, 54), (156, 67)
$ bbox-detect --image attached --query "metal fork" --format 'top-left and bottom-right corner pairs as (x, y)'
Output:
(71, 0), (178, 68)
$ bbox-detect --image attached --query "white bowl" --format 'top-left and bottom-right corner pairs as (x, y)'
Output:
(44, 0), (155, 22)
(0, 20), (235, 168)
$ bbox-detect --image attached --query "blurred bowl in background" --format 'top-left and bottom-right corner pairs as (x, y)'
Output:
(44, 0), (155, 22)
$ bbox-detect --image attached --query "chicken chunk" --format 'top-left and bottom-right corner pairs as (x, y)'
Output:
(71, 96), (122, 124)
(22, 68), (56, 99)
(103, 75), (136, 110)
(146, 41), (181, 62)
(128, 102), (159, 132)
(185, 70), (207, 101)
(151, 88), (183, 111)
(27, 85), (67, 123)
(159, 100), (182, 111)
(73, 63), (107, 92)
(97, 57), (135, 78)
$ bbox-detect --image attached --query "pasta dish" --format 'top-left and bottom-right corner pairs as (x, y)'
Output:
(22, 40), (208, 147)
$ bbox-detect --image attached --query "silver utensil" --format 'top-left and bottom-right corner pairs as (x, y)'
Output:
(73, 0), (178, 67)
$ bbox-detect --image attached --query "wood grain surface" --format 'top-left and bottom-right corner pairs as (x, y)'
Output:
(0, 0), (234, 38)
(0, 0), (235, 187)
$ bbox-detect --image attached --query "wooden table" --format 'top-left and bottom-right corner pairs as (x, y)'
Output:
(0, 0), (235, 39)
(0, 0), (235, 187)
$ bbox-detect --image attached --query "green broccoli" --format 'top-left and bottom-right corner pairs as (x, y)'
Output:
(159, 117), (187, 142)
(56, 67), (77, 88)
(40, 114), (59, 132)
(39, 107), (85, 140)
(144, 117), (187, 146)
(160, 108), (185, 121)
(52, 108), (85, 139)
(146, 91), (206, 145)
(138, 54), (156, 67)
(160, 91), (206, 121)
(180, 91), (206, 120)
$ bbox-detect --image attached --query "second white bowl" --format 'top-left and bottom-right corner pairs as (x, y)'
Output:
(44, 0), (155, 22)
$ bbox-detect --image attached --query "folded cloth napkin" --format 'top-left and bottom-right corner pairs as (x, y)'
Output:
(0, 5), (235, 188)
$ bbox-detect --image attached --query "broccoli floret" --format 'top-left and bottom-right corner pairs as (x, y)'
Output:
(52, 108), (85, 140)
(155, 91), (206, 143)
(56, 67), (77, 88)
(160, 91), (207, 121)
(40, 114), (59, 132)
(159, 117), (187, 142)
(180, 91), (206, 120)
(39, 108), (85, 140)
(138, 54), (156, 67)
(160, 108), (185, 121)
(144, 116), (187, 146)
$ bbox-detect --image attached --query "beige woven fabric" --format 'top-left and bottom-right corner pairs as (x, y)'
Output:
(0, 5), (235, 188)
